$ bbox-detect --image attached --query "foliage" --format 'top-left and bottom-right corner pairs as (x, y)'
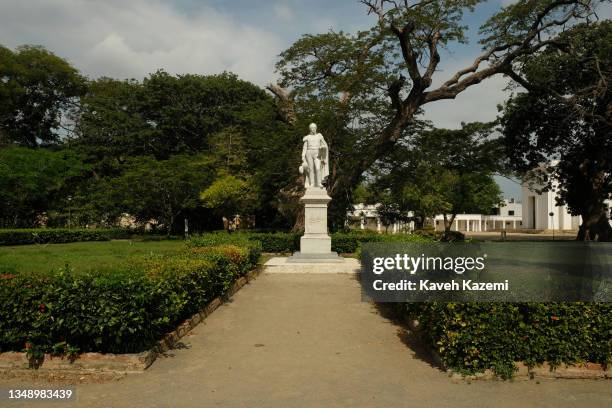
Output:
(248, 233), (300, 253)
(398, 302), (612, 379)
(188, 230), (433, 254)
(0, 228), (129, 246)
(97, 155), (215, 232)
(272, 0), (596, 228)
(76, 71), (271, 162)
(200, 175), (258, 230)
(69, 69), (295, 231)
(330, 231), (433, 253)
(371, 123), (503, 231)
(500, 21), (612, 241)
(0, 147), (89, 227)
(0, 242), (260, 354)
(0, 45), (86, 147)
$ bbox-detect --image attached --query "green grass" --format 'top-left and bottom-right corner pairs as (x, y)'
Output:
(0, 240), (185, 275)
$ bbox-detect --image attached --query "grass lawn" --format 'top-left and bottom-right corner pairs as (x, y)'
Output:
(0, 240), (185, 275)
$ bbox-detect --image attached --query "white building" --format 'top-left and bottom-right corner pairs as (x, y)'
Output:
(521, 179), (580, 231)
(348, 199), (522, 233)
(348, 203), (415, 233)
(432, 199), (522, 232)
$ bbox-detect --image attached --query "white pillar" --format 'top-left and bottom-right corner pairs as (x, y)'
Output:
(467, 220), (471, 232)
(377, 218), (382, 232)
(483, 220), (487, 231)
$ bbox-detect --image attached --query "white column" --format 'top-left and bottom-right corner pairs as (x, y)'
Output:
(377, 218), (382, 232)
(467, 220), (471, 232)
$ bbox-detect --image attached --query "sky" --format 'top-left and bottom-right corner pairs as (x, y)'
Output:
(1, 0), (609, 199)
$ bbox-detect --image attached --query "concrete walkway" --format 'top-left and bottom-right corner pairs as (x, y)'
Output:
(2, 273), (611, 407)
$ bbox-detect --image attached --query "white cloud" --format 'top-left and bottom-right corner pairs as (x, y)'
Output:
(0, 0), (283, 85)
(274, 2), (295, 22)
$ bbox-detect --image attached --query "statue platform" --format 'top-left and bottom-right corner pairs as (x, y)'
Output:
(287, 187), (342, 263)
(264, 257), (360, 274)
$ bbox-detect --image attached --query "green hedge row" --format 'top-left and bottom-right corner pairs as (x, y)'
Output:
(397, 302), (611, 378)
(0, 228), (132, 246)
(0, 242), (260, 355)
(188, 231), (432, 254)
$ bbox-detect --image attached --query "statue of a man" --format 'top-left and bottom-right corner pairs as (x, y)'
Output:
(299, 123), (329, 188)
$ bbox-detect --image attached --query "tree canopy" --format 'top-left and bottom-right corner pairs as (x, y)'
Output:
(0, 45), (85, 147)
(369, 123), (503, 233)
(269, 0), (601, 228)
(500, 20), (611, 241)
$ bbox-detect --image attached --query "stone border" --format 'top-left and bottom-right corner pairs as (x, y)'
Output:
(447, 362), (611, 382)
(0, 267), (262, 381)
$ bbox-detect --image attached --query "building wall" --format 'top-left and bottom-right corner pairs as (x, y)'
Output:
(498, 199), (522, 217)
(521, 183), (581, 230)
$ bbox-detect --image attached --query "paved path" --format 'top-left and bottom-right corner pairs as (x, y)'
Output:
(2, 273), (611, 407)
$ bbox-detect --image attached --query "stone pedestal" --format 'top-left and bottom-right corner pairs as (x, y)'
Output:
(288, 187), (343, 263)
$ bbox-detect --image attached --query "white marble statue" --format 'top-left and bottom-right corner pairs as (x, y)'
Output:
(299, 123), (329, 188)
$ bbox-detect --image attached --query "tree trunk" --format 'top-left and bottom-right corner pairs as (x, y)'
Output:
(443, 213), (457, 233)
(577, 208), (612, 242)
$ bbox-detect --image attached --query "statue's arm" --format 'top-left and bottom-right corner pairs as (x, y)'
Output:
(301, 138), (307, 161)
(319, 135), (328, 162)
(320, 135), (328, 149)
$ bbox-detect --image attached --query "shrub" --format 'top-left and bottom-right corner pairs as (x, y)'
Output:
(187, 231), (433, 254)
(331, 231), (433, 253)
(248, 232), (300, 253)
(0, 228), (132, 246)
(399, 302), (612, 378)
(0, 242), (261, 355)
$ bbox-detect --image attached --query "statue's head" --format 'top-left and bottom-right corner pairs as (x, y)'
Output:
(309, 123), (317, 134)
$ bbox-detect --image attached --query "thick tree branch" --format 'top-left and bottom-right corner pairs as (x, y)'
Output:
(266, 83), (297, 125)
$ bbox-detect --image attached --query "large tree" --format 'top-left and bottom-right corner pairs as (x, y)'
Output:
(97, 155), (216, 233)
(75, 71), (297, 229)
(0, 146), (88, 227)
(268, 0), (602, 228)
(500, 21), (611, 241)
(0, 45), (85, 147)
(371, 123), (503, 233)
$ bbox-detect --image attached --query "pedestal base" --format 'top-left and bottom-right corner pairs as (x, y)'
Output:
(265, 257), (359, 273)
(287, 251), (344, 263)
(293, 187), (339, 262)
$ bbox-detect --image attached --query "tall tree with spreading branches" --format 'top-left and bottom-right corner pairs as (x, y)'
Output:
(500, 21), (611, 241)
(268, 0), (604, 229)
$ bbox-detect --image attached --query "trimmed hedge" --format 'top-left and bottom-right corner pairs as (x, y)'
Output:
(188, 230), (432, 254)
(0, 228), (132, 246)
(330, 231), (432, 253)
(0, 242), (260, 355)
(397, 302), (612, 379)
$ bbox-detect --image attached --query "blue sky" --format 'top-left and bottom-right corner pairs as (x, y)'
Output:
(1, 0), (609, 199)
